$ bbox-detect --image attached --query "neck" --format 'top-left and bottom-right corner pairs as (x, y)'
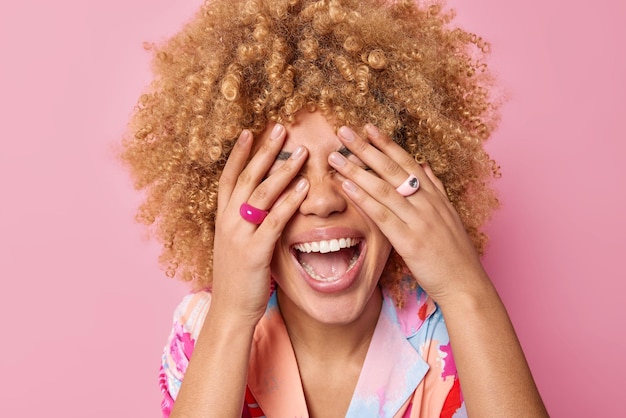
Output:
(276, 287), (383, 362)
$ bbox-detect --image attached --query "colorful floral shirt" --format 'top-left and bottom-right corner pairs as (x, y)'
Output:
(159, 286), (466, 417)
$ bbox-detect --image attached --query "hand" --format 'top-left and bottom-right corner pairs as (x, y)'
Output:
(211, 125), (309, 323)
(327, 124), (490, 303)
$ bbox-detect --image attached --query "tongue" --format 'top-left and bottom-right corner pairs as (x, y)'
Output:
(298, 248), (355, 279)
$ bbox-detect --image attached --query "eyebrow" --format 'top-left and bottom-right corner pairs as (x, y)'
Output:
(276, 146), (352, 161)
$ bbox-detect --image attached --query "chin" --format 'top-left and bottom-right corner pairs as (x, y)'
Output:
(276, 284), (380, 327)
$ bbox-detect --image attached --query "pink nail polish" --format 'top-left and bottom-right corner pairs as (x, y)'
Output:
(238, 130), (250, 145)
(342, 180), (357, 193)
(365, 124), (379, 137)
(291, 145), (305, 159)
(338, 126), (355, 142)
(271, 124), (284, 140)
(329, 152), (346, 167)
(296, 178), (308, 192)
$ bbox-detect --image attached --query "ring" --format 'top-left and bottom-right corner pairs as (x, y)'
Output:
(395, 174), (420, 197)
(239, 202), (269, 225)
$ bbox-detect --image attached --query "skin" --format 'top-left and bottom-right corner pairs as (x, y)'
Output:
(267, 112), (392, 327)
(330, 122), (548, 417)
(171, 111), (548, 417)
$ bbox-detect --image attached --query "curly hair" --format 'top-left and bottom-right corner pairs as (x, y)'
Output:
(121, 0), (500, 303)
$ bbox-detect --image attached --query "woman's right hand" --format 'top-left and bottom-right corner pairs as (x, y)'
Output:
(210, 124), (309, 324)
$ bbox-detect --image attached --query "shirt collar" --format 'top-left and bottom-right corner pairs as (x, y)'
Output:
(247, 286), (436, 417)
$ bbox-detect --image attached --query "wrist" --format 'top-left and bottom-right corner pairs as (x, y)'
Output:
(205, 299), (264, 333)
(434, 270), (499, 315)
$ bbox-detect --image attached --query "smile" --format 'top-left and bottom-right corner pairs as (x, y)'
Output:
(292, 238), (363, 282)
(293, 237), (360, 254)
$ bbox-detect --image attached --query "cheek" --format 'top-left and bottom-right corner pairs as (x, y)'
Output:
(377, 240), (393, 267)
(370, 231), (393, 271)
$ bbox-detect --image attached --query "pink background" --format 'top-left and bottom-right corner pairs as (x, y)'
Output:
(1, 0), (624, 416)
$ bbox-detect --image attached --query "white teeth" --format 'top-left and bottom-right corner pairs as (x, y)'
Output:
(300, 252), (361, 282)
(294, 238), (360, 254)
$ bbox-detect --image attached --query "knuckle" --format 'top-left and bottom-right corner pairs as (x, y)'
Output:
(374, 180), (395, 198)
(218, 173), (232, 189)
(262, 213), (281, 230)
(279, 160), (298, 176)
(258, 141), (274, 155)
(383, 159), (402, 176)
(400, 154), (415, 168)
(353, 138), (369, 153)
(237, 170), (253, 186)
(372, 206), (392, 223)
(250, 184), (269, 201)
(345, 162), (361, 177)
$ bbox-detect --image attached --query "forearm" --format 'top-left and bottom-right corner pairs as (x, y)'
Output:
(438, 273), (548, 417)
(170, 306), (257, 418)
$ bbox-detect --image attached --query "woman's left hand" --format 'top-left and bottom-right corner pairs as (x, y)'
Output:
(327, 124), (491, 303)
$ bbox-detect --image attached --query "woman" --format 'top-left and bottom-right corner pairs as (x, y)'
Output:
(122, 0), (548, 416)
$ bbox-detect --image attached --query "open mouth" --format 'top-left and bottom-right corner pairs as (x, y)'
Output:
(292, 238), (363, 282)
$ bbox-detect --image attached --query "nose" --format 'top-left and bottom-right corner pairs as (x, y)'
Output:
(298, 173), (347, 218)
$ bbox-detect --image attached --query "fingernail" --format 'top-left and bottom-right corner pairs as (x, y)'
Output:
(365, 124), (379, 137)
(271, 124), (284, 140)
(342, 180), (357, 193)
(338, 126), (355, 142)
(329, 152), (346, 167)
(238, 130), (250, 145)
(291, 145), (305, 159)
(296, 178), (308, 192)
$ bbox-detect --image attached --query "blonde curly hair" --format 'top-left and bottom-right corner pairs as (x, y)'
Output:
(121, 0), (500, 302)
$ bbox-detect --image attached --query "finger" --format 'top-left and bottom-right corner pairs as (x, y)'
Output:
(363, 124), (419, 174)
(423, 163), (447, 197)
(330, 147), (457, 232)
(337, 125), (439, 199)
(339, 177), (413, 244)
(246, 145), (309, 210)
(366, 124), (446, 195)
(364, 124), (451, 208)
(328, 152), (414, 216)
(218, 130), (252, 213)
(256, 178), (309, 240)
(336, 126), (413, 190)
(230, 123), (287, 205)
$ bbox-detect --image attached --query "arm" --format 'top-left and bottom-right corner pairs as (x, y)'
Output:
(169, 127), (310, 417)
(329, 124), (548, 417)
(169, 306), (257, 417)
(437, 274), (548, 417)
